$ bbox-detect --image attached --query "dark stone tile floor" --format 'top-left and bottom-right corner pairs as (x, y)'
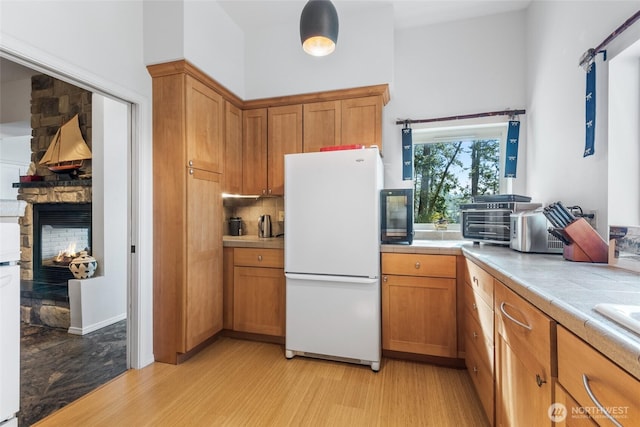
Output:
(19, 320), (127, 426)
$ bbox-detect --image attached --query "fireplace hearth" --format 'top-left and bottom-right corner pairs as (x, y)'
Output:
(33, 203), (92, 283)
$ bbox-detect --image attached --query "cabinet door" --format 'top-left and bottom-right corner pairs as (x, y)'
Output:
(233, 266), (285, 336)
(495, 335), (552, 427)
(242, 109), (268, 195)
(303, 100), (341, 152)
(382, 274), (457, 357)
(182, 168), (223, 352)
(268, 104), (303, 195)
(185, 76), (224, 173)
(224, 101), (243, 194)
(341, 96), (382, 147)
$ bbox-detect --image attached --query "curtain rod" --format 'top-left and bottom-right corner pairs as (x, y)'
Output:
(395, 109), (526, 126)
(579, 10), (640, 68)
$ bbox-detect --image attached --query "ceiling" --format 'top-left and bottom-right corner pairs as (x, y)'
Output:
(218, 0), (532, 32)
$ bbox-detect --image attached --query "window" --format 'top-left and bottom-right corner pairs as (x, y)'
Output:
(412, 122), (510, 227)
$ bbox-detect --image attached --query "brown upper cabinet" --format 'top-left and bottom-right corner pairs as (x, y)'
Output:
(224, 101), (243, 194)
(267, 105), (303, 195)
(302, 95), (384, 152)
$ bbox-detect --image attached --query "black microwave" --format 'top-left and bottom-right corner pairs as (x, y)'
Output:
(380, 189), (414, 244)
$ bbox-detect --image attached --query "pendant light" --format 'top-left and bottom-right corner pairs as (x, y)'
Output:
(300, 0), (339, 57)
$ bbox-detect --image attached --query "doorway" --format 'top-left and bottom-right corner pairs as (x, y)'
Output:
(0, 58), (135, 424)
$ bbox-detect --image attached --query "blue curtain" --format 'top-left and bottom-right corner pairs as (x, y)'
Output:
(504, 120), (520, 178)
(584, 61), (596, 157)
(402, 126), (413, 180)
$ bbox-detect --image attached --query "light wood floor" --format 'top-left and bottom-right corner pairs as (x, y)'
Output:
(34, 337), (489, 426)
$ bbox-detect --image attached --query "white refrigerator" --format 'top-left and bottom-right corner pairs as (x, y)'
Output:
(284, 147), (383, 371)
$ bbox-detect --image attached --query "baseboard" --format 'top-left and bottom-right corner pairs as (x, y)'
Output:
(68, 313), (126, 336)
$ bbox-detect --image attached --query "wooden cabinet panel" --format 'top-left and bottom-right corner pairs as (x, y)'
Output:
(150, 65), (225, 364)
(557, 326), (640, 426)
(464, 281), (494, 346)
(494, 281), (555, 378)
(223, 247), (234, 330)
(233, 266), (285, 336)
(303, 101), (341, 152)
(234, 248), (284, 269)
(267, 104), (303, 195)
(495, 336), (552, 427)
(185, 76), (224, 173)
(494, 280), (555, 427)
(382, 274), (457, 357)
(183, 169), (223, 352)
(382, 253), (456, 278)
(224, 101), (242, 194)
(465, 259), (495, 308)
(464, 304), (494, 373)
(341, 96), (382, 147)
(242, 109), (268, 195)
(554, 383), (598, 427)
(465, 334), (495, 425)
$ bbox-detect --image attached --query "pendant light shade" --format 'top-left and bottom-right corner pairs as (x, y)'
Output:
(300, 0), (339, 57)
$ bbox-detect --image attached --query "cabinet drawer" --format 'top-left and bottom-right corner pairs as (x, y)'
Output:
(494, 281), (556, 378)
(234, 248), (283, 268)
(465, 259), (494, 307)
(382, 253), (456, 278)
(465, 311), (494, 373)
(465, 336), (494, 425)
(557, 326), (640, 425)
(555, 383), (598, 427)
(464, 282), (494, 345)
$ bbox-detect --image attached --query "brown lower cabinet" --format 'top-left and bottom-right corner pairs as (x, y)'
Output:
(225, 248), (285, 338)
(381, 253), (457, 358)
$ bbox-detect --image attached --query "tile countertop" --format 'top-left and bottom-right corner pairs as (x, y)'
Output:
(383, 241), (640, 381)
(223, 235), (284, 249)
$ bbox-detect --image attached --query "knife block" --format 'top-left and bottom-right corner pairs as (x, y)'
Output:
(562, 218), (608, 263)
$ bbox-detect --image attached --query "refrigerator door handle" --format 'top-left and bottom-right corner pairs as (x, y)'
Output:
(285, 273), (378, 285)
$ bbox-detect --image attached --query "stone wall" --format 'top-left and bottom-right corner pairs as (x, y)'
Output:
(31, 74), (92, 177)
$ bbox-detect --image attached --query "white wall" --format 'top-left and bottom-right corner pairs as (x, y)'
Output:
(144, 0), (246, 98)
(244, 4), (394, 99)
(92, 94), (128, 308)
(384, 10), (527, 189)
(1, 0), (153, 368)
(525, 1), (640, 235)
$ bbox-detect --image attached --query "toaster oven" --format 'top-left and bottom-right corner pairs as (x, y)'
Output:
(460, 201), (541, 244)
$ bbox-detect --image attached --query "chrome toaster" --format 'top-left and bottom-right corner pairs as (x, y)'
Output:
(510, 210), (563, 254)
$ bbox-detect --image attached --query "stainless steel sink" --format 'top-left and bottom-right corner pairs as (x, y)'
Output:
(594, 303), (640, 335)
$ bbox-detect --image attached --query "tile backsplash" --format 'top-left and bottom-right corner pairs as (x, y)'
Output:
(223, 196), (284, 237)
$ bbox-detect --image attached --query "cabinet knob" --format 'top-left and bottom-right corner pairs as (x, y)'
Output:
(473, 331), (478, 339)
(262, 189), (267, 195)
(535, 374), (546, 387)
(383, 276), (388, 282)
(189, 168), (194, 175)
(258, 255), (263, 262)
(473, 366), (479, 374)
(188, 160), (194, 167)
(268, 189), (272, 194)
(473, 276), (479, 284)
(415, 261), (421, 269)
(472, 302), (477, 311)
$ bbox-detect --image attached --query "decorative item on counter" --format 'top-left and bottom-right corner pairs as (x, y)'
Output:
(433, 213), (448, 230)
(68, 251), (97, 279)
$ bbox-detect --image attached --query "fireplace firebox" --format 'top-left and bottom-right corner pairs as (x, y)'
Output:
(33, 203), (92, 283)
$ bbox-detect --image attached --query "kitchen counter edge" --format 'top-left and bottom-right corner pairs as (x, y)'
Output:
(223, 235), (284, 249)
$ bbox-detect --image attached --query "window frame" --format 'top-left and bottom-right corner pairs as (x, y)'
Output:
(411, 119), (512, 232)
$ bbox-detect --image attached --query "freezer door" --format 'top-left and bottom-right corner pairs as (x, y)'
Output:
(284, 148), (383, 277)
(285, 274), (381, 363)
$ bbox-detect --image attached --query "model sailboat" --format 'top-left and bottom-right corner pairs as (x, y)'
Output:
(39, 114), (92, 173)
